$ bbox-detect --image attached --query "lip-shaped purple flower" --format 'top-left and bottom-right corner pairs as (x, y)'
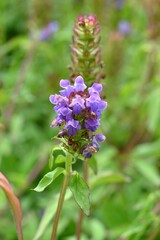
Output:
(59, 79), (75, 97)
(84, 118), (100, 132)
(59, 107), (72, 121)
(49, 94), (65, 104)
(94, 133), (106, 142)
(86, 93), (107, 117)
(65, 119), (81, 136)
(74, 76), (87, 92)
(88, 83), (103, 95)
(69, 95), (85, 114)
(92, 83), (103, 92)
(60, 80), (70, 88)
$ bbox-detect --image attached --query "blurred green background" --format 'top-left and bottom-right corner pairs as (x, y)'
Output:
(0, 0), (160, 239)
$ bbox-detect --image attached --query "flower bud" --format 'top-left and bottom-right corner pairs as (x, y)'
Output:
(69, 14), (105, 84)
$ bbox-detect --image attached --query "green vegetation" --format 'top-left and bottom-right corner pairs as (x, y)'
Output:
(0, 0), (160, 239)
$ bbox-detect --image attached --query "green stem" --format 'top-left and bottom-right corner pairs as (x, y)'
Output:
(50, 154), (72, 240)
(76, 158), (88, 240)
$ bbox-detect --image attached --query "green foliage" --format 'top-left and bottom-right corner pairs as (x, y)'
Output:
(33, 190), (72, 240)
(121, 191), (160, 240)
(88, 155), (98, 174)
(33, 167), (65, 192)
(91, 171), (130, 188)
(70, 172), (90, 216)
(0, 0), (160, 239)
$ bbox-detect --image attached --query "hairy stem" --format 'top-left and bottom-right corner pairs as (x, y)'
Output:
(76, 158), (88, 240)
(50, 154), (72, 240)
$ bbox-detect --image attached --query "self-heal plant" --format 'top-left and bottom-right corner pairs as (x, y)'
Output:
(33, 14), (107, 240)
(66, 14), (106, 240)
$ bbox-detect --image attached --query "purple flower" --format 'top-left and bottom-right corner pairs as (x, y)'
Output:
(94, 134), (106, 142)
(85, 118), (100, 132)
(49, 76), (107, 156)
(59, 107), (72, 121)
(69, 95), (85, 114)
(86, 92), (107, 117)
(39, 21), (58, 41)
(82, 142), (99, 159)
(91, 83), (103, 92)
(83, 134), (106, 158)
(59, 80), (75, 97)
(118, 21), (131, 36)
(65, 119), (81, 136)
(74, 76), (87, 92)
(82, 146), (93, 158)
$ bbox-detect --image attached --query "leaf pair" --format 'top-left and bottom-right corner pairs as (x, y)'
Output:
(34, 167), (90, 216)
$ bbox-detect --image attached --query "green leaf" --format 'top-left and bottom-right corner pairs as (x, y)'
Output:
(49, 151), (54, 170)
(49, 146), (66, 169)
(91, 171), (130, 188)
(87, 218), (106, 240)
(55, 154), (66, 164)
(70, 172), (90, 216)
(33, 167), (65, 192)
(134, 160), (160, 186)
(131, 140), (160, 158)
(147, 87), (160, 132)
(88, 155), (98, 174)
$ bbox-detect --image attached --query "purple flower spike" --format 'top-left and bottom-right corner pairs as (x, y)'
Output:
(49, 76), (107, 156)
